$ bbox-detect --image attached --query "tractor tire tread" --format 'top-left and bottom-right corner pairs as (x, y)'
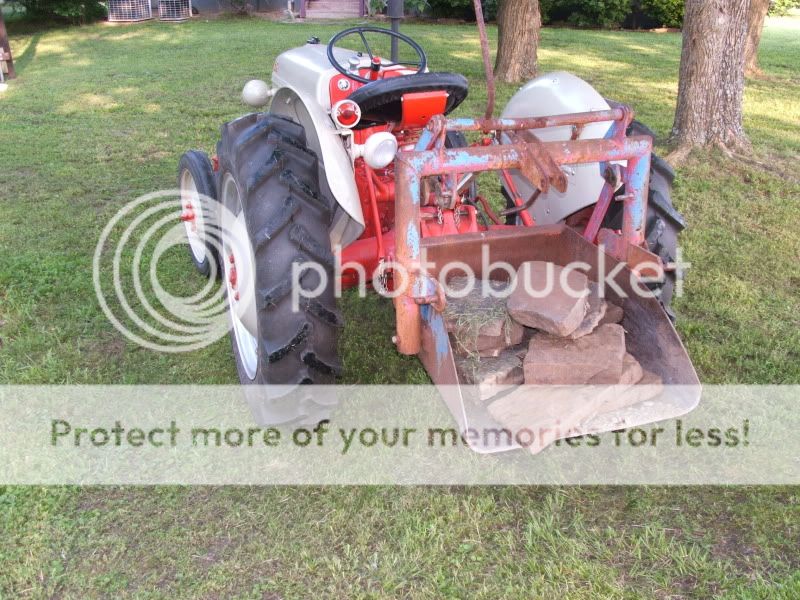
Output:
(253, 195), (300, 248)
(289, 223), (335, 269)
(217, 113), (341, 423)
(280, 169), (333, 218)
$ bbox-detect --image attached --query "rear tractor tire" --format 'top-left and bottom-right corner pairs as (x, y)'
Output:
(216, 113), (343, 422)
(604, 120), (686, 320)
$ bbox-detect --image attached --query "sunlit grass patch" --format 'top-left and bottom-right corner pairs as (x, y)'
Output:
(0, 13), (798, 598)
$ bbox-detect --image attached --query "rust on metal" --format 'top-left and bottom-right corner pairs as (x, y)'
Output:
(499, 169), (535, 226)
(447, 109), (625, 133)
(395, 109), (653, 356)
(511, 129), (568, 193)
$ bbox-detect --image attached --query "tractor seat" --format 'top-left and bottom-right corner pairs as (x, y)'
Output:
(348, 72), (469, 128)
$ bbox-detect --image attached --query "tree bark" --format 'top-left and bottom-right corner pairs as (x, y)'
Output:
(744, 0), (770, 76)
(0, 10), (16, 80)
(494, 0), (541, 84)
(669, 0), (750, 159)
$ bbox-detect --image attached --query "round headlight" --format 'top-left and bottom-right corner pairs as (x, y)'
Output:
(363, 132), (398, 169)
(242, 80), (272, 107)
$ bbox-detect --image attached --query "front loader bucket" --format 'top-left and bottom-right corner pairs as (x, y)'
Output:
(417, 225), (700, 454)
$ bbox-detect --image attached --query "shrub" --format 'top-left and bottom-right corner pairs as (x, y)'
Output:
(539, 0), (555, 24)
(228, 0), (250, 14)
(626, 0), (683, 29)
(427, 0), (472, 19)
(17, 0), (107, 23)
(423, 0), (687, 29)
(426, 0), (496, 21)
(637, 0), (683, 28)
(371, 0), (432, 16)
(769, 0), (800, 16)
(548, 0), (632, 29)
(405, 0), (431, 16)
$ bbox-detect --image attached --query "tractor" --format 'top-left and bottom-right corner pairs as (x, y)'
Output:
(178, 24), (699, 452)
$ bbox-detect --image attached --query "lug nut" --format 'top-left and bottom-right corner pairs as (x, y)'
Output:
(229, 265), (237, 289)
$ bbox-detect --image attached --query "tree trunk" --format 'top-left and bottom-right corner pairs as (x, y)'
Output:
(669, 0), (750, 159)
(744, 0), (769, 76)
(0, 10), (16, 80)
(494, 0), (541, 84)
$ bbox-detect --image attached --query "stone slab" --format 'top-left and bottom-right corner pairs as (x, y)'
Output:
(567, 283), (608, 339)
(523, 324), (627, 385)
(507, 261), (589, 337)
(456, 346), (524, 402)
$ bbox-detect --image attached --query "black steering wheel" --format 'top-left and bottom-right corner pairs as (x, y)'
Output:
(327, 26), (427, 85)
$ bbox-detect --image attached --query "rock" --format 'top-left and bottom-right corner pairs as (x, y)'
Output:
(444, 276), (523, 357)
(620, 353), (645, 385)
(456, 346), (524, 401)
(588, 352), (643, 385)
(523, 323), (626, 385)
(567, 283), (607, 339)
(451, 321), (525, 357)
(507, 261), (589, 337)
(600, 302), (624, 326)
(596, 369), (664, 415)
(487, 385), (613, 454)
(514, 342), (529, 360)
(637, 369), (662, 386)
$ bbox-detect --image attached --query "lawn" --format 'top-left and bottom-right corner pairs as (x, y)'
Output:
(1, 12), (799, 598)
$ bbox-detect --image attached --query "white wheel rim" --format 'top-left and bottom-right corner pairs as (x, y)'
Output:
(180, 169), (208, 264)
(220, 174), (259, 380)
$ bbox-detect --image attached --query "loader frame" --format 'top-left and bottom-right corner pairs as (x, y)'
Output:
(393, 106), (654, 355)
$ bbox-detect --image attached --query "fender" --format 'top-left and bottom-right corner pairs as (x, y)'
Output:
(270, 45), (366, 247)
(500, 71), (616, 225)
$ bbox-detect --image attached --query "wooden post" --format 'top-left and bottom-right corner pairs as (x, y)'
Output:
(0, 9), (15, 79)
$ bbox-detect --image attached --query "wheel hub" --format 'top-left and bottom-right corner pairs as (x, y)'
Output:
(179, 170), (207, 263)
(220, 173), (259, 380)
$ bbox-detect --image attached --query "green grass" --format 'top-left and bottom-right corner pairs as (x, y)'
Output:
(1, 13), (799, 598)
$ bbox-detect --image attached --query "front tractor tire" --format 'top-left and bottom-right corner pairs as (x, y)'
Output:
(216, 114), (343, 419)
(178, 150), (220, 277)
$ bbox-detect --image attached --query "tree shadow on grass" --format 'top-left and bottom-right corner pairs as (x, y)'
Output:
(12, 31), (39, 73)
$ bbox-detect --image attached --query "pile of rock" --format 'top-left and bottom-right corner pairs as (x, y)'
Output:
(445, 262), (661, 402)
